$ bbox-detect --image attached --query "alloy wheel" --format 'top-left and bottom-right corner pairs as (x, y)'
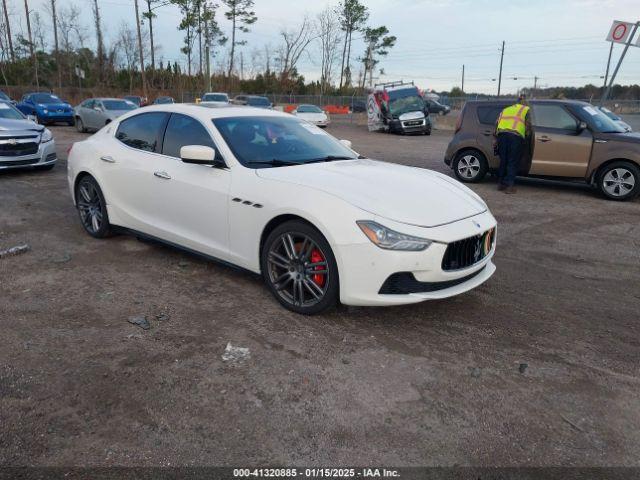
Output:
(266, 232), (329, 308)
(457, 154), (481, 179)
(77, 181), (104, 234)
(602, 168), (635, 197)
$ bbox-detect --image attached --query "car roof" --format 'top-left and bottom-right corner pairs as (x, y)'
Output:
(466, 99), (590, 107)
(92, 97), (127, 102)
(120, 103), (284, 120)
(203, 92), (228, 96)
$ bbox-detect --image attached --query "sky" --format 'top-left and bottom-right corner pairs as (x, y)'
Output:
(16, 0), (640, 94)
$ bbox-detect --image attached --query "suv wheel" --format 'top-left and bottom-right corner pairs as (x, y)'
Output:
(453, 150), (488, 183)
(597, 161), (639, 201)
(261, 220), (339, 315)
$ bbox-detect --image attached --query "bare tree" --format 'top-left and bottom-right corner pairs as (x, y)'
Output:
(23, 0), (38, 87)
(31, 10), (46, 51)
(48, 0), (62, 88)
(221, 0), (257, 79)
(134, 0), (148, 97)
(278, 17), (315, 81)
(336, 0), (368, 89)
(2, 0), (14, 61)
(117, 22), (138, 92)
(316, 7), (342, 94)
(57, 3), (82, 84)
(91, 0), (104, 83)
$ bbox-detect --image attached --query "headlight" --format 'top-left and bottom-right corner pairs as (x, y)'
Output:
(357, 220), (432, 251)
(40, 128), (53, 143)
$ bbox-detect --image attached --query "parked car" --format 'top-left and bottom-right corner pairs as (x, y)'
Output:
(245, 96), (273, 109)
(200, 92), (229, 106)
(16, 92), (74, 126)
(154, 96), (175, 105)
(231, 94), (249, 105)
(0, 100), (56, 171)
(292, 104), (330, 127)
(445, 99), (640, 200)
(67, 104), (496, 314)
(350, 99), (367, 113)
(597, 106), (632, 132)
(425, 99), (451, 116)
(74, 98), (138, 133)
(123, 95), (148, 107)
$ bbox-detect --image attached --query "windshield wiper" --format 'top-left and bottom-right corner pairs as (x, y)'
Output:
(304, 155), (359, 164)
(247, 159), (301, 167)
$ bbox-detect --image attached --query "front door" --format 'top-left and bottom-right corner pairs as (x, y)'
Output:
(529, 103), (592, 178)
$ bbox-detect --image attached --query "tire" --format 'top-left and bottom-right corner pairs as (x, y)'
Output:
(425, 126), (432, 136)
(453, 149), (488, 183)
(75, 175), (113, 238)
(261, 220), (339, 315)
(596, 161), (640, 201)
(34, 163), (55, 171)
(76, 117), (86, 133)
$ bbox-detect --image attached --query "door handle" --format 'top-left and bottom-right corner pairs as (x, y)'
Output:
(100, 155), (115, 163)
(537, 136), (551, 143)
(153, 171), (171, 180)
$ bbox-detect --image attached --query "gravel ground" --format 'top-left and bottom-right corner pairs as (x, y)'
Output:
(1, 117), (639, 468)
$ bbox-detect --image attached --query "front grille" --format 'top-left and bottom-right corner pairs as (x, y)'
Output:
(403, 120), (423, 126)
(0, 158), (39, 166)
(0, 140), (39, 157)
(379, 266), (485, 295)
(442, 228), (495, 271)
(46, 153), (57, 161)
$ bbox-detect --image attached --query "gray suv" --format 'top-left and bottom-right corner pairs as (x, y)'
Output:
(0, 100), (56, 171)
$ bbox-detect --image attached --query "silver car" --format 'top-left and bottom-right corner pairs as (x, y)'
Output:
(74, 98), (137, 133)
(0, 100), (56, 171)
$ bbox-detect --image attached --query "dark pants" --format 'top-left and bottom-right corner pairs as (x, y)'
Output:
(497, 132), (524, 187)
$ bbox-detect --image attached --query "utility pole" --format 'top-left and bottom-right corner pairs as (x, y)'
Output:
(2, 0), (13, 62)
(50, 0), (61, 90)
(461, 64), (465, 94)
(533, 75), (538, 97)
(134, 0), (148, 99)
(497, 40), (504, 97)
(204, 2), (211, 92)
(601, 22), (639, 106)
(23, 0), (38, 88)
(146, 0), (155, 84)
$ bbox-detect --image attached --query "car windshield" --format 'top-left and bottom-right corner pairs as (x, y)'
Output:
(599, 107), (621, 121)
(103, 100), (137, 110)
(297, 105), (323, 113)
(247, 97), (270, 106)
(582, 105), (626, 133)
(155, 97), (173, 104)
(213, 116), (358, 168)
(32, 93), (61, 104)
(389, 95), (425, 116)
(0, 101), (25, 119)
(203, 94), (228, 102)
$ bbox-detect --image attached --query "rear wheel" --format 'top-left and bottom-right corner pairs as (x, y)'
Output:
(75, 176), (113, 238)
(76, 117), (86, 133)
(261, 220), (339, 315)
(597, 161), (639, 201)
(453, 149), (488, 183)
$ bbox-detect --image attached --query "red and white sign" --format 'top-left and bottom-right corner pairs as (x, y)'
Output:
(606, 20), (636, 44)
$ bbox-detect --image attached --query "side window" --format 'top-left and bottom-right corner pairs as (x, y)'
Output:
(116, 112), (168, 153)
(162, 113), (220, 160)
(532, 105), (577, 130)
(83, 100), (94, 109)
(477, 106), (505, 125)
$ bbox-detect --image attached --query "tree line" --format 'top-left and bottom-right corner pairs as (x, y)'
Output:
(0, 0), (396, 97)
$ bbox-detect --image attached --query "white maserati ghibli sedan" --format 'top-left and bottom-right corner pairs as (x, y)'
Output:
(67, 104), (497, 314)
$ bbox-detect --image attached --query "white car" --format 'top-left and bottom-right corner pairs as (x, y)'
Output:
(292, 104), (330, 127)
(67, 104), (497, 314)
(597, 106), (632, 132)
(200, 92), (229, 106)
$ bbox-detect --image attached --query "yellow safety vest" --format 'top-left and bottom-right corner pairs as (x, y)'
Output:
(496, 103), (529, 138)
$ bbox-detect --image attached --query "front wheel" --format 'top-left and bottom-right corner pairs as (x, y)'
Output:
(261, 220), (339, 315)
(76, 117), (86, 133)
(453, 149), (488, 183)
(75, 176), (113, 238)
(597, 161), (639, 201)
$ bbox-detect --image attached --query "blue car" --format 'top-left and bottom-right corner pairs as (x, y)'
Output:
(17, 92), (75, 126)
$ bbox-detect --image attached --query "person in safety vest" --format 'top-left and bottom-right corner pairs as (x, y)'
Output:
(494, 94), (531, 194)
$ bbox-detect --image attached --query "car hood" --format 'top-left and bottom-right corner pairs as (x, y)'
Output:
(297, 112), (327, 120)
(256, 159), (487, 227)
(39, 102), (71, 110)
(105, 109), (132, 118)
(0, 118), (43, 132)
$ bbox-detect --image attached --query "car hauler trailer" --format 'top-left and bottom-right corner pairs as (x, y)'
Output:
(367, 81), (432, 135)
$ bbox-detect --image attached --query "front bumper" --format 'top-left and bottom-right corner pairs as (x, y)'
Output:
(40, 111), (74, 123)
(389, 118), (430, 134)
(335, 211), (497, 306)
(0, 140), (57, 170)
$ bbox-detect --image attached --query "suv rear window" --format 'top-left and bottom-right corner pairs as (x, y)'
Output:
(476, 106), (505, 125)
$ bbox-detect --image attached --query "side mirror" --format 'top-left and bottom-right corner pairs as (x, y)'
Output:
(180, 145), (224, 167)
(27, 114), (37, 122)
(339, 139), (353, 149)
(577, 121), (587, 132)
(94, 106), (102, 111)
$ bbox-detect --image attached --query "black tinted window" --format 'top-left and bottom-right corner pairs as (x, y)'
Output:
(532, 104), (577, 130)
(162, 113), (217, 159)
(116, 112), (168, 152)
(477, 106), (505, 125)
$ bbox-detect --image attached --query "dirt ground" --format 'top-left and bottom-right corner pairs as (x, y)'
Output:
(1, 116), (639, 468)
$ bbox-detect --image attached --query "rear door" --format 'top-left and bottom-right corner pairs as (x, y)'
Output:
(529, 103), (592, 177)
(475, 104), (506, 169)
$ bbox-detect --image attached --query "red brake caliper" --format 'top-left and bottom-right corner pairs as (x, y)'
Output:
(310, 249), (325, 287)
